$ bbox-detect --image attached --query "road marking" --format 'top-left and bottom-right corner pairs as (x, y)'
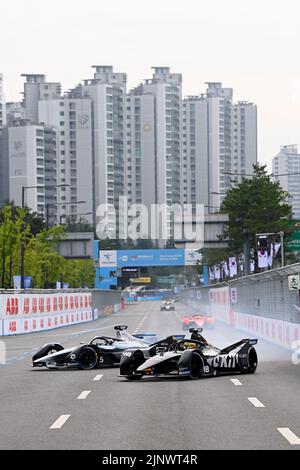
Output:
(7, 356), (17, 362)
(134, 309), (151, 333)
(93, 374), (103, 381)
(77, 390), (91, 400)
(50, 415), (71, 429)
(277, 428), (300, 445)
(231, 378), (242, 386)
(17, 353), (29, 361)
(248, 397), (265, 408)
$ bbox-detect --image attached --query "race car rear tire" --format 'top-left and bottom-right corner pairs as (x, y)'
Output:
(190, 352), (203, 380)
(246, 347), (258, 374)
(241, 347), (258, 374)
(78, 347), (98, 370)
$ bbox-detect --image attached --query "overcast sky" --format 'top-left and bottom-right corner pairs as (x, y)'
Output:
(1, 0), (300, 169)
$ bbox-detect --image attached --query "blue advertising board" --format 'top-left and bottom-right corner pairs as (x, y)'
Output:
(94, 244), (201, 289)
(117, 249), (185, 267)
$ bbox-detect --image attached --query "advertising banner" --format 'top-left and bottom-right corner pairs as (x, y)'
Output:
(0, 292), (93, 336)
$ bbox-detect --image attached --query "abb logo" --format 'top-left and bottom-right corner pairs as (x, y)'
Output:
(6, 298), (19, 315)
(32, 298), (38, 314)
(23, 298), (30, 314)
(39, 298), (45, 313)
(9, 321), (17, 333)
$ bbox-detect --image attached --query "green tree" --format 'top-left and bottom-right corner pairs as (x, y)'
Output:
(62, 259), (95, 288)
(0, 205), (30, 288)
(24, 226), (66, 288)
(219, 163), (293, 270)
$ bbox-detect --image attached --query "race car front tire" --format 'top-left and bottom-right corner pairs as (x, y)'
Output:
(190, 352), (204, 380)
(78, 347), (98, 370)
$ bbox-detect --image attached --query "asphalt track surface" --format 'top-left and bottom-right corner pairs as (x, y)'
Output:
(1, 301), (300, 450)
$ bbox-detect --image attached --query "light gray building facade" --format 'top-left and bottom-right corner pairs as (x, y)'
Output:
(0, 74), (6, 128)
(0, 120), (57, 218)
(273, 145), (300, 219)
(39, 96), (94, 224)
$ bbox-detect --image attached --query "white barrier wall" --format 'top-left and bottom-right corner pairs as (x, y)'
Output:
(0, 292), (93, 336)
(233, 311), (300, 350)
(208, 286), (300, 349)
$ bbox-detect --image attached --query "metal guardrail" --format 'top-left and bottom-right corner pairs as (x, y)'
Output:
(180, 263), (300, 324)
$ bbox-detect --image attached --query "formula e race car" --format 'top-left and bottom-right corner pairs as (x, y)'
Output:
(182, 314), (215, 330)
(32, 325), (158, 370)
(120, 328), (258, 380)
(160, 300), (175, 311)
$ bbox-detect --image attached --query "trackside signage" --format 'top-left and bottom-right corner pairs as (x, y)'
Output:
(0, 292), (93, 336)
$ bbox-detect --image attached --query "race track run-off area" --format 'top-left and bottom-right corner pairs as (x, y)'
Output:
(1, 301), (300, 450)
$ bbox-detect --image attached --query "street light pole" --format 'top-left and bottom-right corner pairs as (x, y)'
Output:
(20, 186), (26, 289)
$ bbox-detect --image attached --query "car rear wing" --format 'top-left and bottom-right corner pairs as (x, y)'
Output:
(220, 338), (258, 355)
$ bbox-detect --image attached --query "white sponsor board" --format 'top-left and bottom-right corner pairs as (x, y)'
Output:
(2, 311), (93, 336)
(184, 250), (202, 266)
(99, 250), (117, 268)
(0, 292), (93, 336)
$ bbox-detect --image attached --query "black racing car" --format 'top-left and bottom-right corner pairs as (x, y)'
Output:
(32, 325), (158, 370)
(120, 328), (258, 380)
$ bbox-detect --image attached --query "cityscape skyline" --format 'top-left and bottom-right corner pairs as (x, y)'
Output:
(0, 67), (258, 230)
(1, 0), (300, 171)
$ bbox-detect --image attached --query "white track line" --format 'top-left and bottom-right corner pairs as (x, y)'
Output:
(134, 309), (151, 333)
(231, 378), (242, 386)
(50, 415), (71, 429)
(93, 374), (103, 381)
(248, 397), (265, 408)
(77, 390), (91, 400)
(277, 428), (300, 445)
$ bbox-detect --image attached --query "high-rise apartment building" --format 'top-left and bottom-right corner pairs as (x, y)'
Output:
(142, 67), (182, 207)
(0, 74), (6, 128)
(232, 101), (257, 180)
(6, 102), (25, 126)
(182, 84), (257, 214)
(39, 96), (94, 224)
(125, 85), (156, 207)
(0, 120), (57, 219)
(71, 66), (127, 237)
(22, 74), (61, 123)
(273, 145), (300, 219)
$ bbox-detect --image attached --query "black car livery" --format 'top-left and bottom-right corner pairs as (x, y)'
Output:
(120, 328), (258, 380)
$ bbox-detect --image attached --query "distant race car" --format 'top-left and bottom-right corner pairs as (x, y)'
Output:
(120, 328), (258, 380)
(160, 301), (175, 311)
(32, 325), (158, 370)
(182, 314), (215, 330)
